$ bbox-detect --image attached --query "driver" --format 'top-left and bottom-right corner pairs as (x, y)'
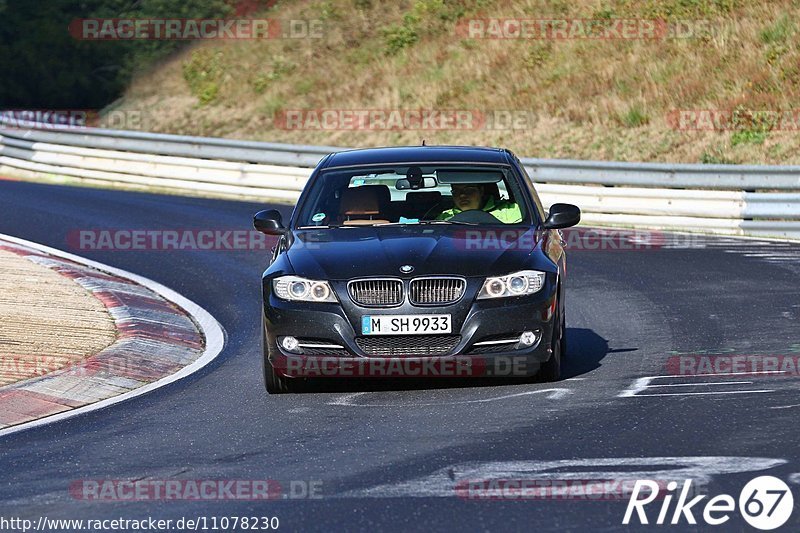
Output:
(437, 183), (522, 223)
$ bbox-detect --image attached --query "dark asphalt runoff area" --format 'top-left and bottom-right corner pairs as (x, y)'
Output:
(0, 180), (798, 532)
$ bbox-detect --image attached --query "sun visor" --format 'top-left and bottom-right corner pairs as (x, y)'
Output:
(436, 169), (505, 184)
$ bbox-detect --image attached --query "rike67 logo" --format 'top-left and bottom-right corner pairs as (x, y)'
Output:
(624, 476), (794, 530)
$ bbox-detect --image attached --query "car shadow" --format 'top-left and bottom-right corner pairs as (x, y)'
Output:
(560, 327), (617, 379)
(289, 327), (616, 394)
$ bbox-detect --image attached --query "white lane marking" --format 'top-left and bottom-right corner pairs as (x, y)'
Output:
(658, 371), (785, 378)
(634, 390), (774, 397)
(770, 404), (800, 410)
(565, 377), (586, 381)
(618, 372), (784, 398)
(742, 251), (800, 256)
(645, 381), (753, 388)
(328, 392), (368, 406)
(0, 233), (226, 439)
(339, 457), (787, 499)
(618, 377), (653, 397)
(328, 388), (572, 407)
(664, 231), (799, 246)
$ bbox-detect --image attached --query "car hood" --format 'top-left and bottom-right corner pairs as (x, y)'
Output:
(285, 226), (552, 280)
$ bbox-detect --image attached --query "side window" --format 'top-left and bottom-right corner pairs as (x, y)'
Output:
(304, 175), (350, 226)
(515, 158), (545, 223)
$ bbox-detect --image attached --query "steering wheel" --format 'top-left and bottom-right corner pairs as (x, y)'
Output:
(448, 209), (501, 224)
(419, 202), (443, 221)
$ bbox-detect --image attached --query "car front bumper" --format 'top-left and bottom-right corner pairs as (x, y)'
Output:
(263, 278), (559, 379)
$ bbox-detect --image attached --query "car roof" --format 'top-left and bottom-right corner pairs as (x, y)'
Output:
(321, 146), (512, 169)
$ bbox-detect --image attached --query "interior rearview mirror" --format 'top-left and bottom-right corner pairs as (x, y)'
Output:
(395, 177), (438, 190)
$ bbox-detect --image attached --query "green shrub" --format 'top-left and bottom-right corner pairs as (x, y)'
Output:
(249, 59), (297, 94)
(296, 79), (315, 95)
(731, 129), (767, 146)
(641, 0), (739, 19)
(760, 15), (794, 44)
(252, 74), (270, 94)
(263, 94), (287, 118)
(700, 148), (735, 164)
(383, 14), (421, 55)
(620, 105), (649, 127)
(312, 0), (342, 20)
(197, 83), (219, 105)
(383, 0), (495, 55)
(591, 7), (615, 20)
(524, 43), (552, 69)
(182, 48), (226, 105)
(730, 106), (773, 145)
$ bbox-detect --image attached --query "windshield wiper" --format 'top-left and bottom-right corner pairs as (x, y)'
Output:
(296, 225), (353, 229)
(369, 220), (480, 227)
(418, 220), (479, 226)
(299, 221), (480, 228)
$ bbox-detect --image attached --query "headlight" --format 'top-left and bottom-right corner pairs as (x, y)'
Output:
(273, 276), (337, 303)
(477, 270), (546, 299)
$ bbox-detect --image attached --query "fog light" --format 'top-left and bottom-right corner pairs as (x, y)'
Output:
(519, 330), (538, 347)
(281, 336), (300, 353)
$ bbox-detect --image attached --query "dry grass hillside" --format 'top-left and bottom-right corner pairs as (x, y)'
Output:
(105, 0), (800, 164)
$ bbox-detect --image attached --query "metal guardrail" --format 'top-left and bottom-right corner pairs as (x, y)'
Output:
(0, 122), (336, 167)
(1, 121), (799, 239)
(524, 159), (800, 190)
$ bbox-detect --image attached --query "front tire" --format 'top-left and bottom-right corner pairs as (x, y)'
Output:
(263, 321), (301, 394)
(264, 356), (297, 394)
(539, 309), (562, 382)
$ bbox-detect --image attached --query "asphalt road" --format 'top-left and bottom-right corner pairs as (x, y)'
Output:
(1, 180), (799, 532)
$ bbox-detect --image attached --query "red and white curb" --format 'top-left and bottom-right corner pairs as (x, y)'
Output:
(0, 233), (225, 437)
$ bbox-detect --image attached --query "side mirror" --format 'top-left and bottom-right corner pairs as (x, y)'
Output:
(543, 203), (581, 230)
(254, 209), (287, 235)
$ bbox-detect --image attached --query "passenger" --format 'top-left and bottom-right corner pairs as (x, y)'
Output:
(437, 183), (522, 223)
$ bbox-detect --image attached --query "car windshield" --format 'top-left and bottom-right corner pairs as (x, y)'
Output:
(296, 164), (531, 227)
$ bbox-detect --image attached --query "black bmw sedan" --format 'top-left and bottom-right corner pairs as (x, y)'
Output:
(254, 146), (580, 393)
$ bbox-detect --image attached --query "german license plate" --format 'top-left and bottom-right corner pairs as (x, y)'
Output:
(361, 314), (451, 335)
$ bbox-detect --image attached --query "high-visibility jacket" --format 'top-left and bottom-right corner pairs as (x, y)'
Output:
(437, 196), (522, 223)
